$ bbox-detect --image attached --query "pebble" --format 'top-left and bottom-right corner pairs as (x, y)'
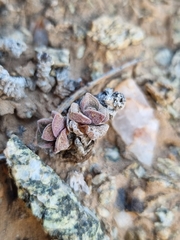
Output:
(155, 207), (174, 227)
(114, 211), (133, 228)
(92, 173), (107, 185)
(105, 147), (120, 162)
(97, 206), (110, 218)
(91, 163), (102, 175)
(76, 45), (86, 59)
(115, 188), (126, 210)
(134, 165), (146, 178)
(155, 227), (171, 240)
(98, 180), (116, 205)
(154, 48), (173, 67)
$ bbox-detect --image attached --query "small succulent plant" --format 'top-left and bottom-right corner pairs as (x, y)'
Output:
(36, 90), (125, 158)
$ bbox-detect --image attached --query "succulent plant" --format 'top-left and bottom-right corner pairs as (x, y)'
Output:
(36, 90), (125, 159)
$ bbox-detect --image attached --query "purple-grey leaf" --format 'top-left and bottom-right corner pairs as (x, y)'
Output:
(83, 108), (106, 125)
(54, 128), (70, 153)
(52, 112), (65, 137)
(83, 124), (109, 140)
(41, 123), (55, 141)
(68, 102), (92, 124)
(37, 118), (52, 133)
(80, 93), (100, 112)
(35, 128), (54, 149)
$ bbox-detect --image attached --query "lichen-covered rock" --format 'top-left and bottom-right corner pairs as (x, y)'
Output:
(36, 52), (55, 93)
(4, 135), (105, 240)
(54, 67), (82, 99)
(0, 65), (28, 100)
(35, 47), (70, 67)
(88, 16), (145, 50)
(0, 37), (27, 57)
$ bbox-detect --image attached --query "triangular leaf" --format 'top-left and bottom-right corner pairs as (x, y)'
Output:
(54, 128), (70, 153)
(80, 93), (100, 112)
(83, 108), (106, 125)
(41, 123), (55, 141)
(52, 113), (65, 137)
(68, 102), (92, 124)
(35, 128), (54, 149)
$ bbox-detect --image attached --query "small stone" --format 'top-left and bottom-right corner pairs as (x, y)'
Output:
(92, 173), (107, 185)
(155, 227), (171, 240)
(76, 45), (86, 59)
(154, 48), (173, 67)
(129, 198), (145, 213)
(91, 163), (102, 175)
(134, 165), (146, 178)
(98, 180), (116, 205)
(155, 207), (174, 227)
(115, 188), (126, 210)
(105, 147), (120, 162)
(114, 211), (133, 228)
(97, 206), (110, 218)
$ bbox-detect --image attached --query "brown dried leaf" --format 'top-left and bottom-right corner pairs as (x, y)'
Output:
(54, 128), (70, 153)
(52, 112), (65, 137)
(41, 123), (55, 141)
(83, 124), (109, 140)
(69, 102), (92, 124)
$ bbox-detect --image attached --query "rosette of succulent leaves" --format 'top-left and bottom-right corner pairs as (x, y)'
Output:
(36, 89), (125, 161)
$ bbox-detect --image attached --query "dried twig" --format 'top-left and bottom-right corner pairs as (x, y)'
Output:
(57, 58), (143, 113)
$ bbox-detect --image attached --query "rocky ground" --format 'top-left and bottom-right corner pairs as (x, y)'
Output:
(0, 0), (180, 239)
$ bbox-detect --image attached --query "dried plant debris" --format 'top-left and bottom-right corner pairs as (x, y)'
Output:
(145, 76), (178, 106)
(36, 90), (125, 161)
(4, 135), (106, 240)
(54, 67), (82, 99)
(146, 50), (180, 107)
(88, 16), (145, 50)
(0, 65), (32, 100)
(0, 37), (27, 57)
(36, 52), (55, 93)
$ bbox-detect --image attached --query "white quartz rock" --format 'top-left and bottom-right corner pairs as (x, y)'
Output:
(112, 79), (159, 166)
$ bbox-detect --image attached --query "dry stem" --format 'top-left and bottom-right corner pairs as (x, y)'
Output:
(57, 58), (143, 113)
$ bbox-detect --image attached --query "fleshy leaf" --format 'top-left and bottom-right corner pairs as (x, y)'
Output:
(41, 123), (55, 141)
(54, 128), (70, 153)
(35, 128), (54, 149)
(98, 105), (109, 123)
(80, 93), (100, 112)
(83, 108), (106, 125)
(52, 112), (65, 137)
(37, 118), (52, 133)
(68, 102), (92, 124)
(83, 124), (109, 140)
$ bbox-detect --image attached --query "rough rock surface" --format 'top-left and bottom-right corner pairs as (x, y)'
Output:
(4, 135), (105, 240)
(112, 79), (159, 166)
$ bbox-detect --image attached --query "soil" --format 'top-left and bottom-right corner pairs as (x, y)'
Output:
(0, 0), (180, 240)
